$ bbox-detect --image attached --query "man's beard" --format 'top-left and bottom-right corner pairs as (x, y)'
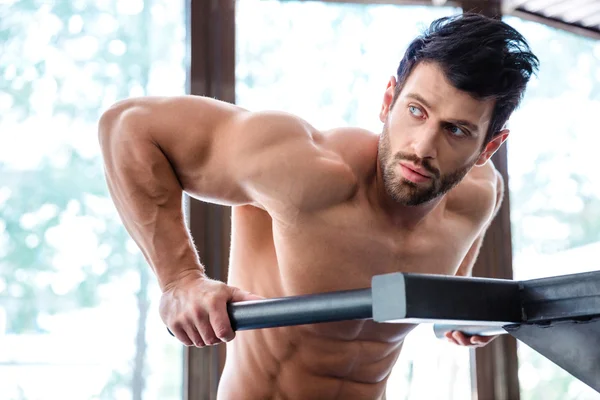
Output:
(378, 122), (477, 206)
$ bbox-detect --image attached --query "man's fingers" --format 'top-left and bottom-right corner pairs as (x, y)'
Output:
(471, 334), (496, 346)
(470, 335), (486, 345)
(209, 302), (236, 342)
(452, 331), (472, 346)
(230, 287), (264, 302)
(171, 324), (194, 346)
(446, 331), (496, 347)
(193, 312), (220, 346)
(162, 283), (262, 347)
(444, 331), (459, 345)
(183, 324), (205, 347)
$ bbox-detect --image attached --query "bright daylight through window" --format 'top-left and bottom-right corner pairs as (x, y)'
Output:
(0, 1), (185, 399)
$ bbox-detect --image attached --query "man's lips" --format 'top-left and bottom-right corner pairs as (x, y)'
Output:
(399, 162), (433, 183)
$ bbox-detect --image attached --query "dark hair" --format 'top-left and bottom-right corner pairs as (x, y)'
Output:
(394, 13), (539, 144)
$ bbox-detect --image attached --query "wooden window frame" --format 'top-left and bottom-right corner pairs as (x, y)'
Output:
(184, 1), (235, 399)
(459, 3), (520, 400)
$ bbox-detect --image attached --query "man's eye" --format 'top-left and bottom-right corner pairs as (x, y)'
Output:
(408, 106), (423, 118)
(447, 124), (467, 137)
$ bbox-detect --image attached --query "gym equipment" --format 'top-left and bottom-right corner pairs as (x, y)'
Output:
(169, 270), (600, 392)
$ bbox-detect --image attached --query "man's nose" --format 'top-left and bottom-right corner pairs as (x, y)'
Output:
(412, 125), (439, 160)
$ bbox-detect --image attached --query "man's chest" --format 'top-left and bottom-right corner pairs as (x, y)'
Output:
(230, 203), (482, 343)
(271, 205), (479, 296)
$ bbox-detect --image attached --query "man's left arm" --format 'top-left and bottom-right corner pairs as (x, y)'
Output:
(445, 169), (504, 347)
(456, 168), (504, 277)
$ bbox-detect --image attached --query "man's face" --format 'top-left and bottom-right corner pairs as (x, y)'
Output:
(378, 62), (498, 206)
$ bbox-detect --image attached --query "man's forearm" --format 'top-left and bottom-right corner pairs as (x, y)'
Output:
(98, 104), (205, 290)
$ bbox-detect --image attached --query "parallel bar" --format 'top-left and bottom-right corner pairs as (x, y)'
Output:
(228, 273), (523, 334)
(431, 271), (600, 336)
(372, 273), (522, 324)
(228, 289), (372, 331)
(405, 273), (521, 322)
(178, 271), (600, 336)
(522, 271), (600, 322)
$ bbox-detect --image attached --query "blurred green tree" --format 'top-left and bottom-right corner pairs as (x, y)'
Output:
(0, 0), (180, 398)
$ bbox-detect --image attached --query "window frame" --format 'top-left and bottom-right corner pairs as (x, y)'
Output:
(184, 1), (235, 399)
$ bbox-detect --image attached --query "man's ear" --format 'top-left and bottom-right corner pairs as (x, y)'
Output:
(476, 129), (510, 166)
(380, 76), (397, 123)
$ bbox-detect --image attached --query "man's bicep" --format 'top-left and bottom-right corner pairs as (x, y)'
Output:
(108, 96), (255, 206)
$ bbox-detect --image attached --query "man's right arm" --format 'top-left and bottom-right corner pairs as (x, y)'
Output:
(98, 95), (356, 346)
(98, 96), (248, 290)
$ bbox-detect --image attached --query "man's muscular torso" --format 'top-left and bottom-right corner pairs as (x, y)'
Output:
(218, 128), (500, 400)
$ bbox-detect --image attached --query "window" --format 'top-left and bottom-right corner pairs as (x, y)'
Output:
(504, 16), (600, 400)
(236, 1), (471, 398)
(0, 1), (185, 398)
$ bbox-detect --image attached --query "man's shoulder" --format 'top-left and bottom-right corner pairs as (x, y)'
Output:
(320, 127), (379, 179)
(447, 161), (503, 225)
(470, 161), (504, 211)
(466, 159), (500, 183)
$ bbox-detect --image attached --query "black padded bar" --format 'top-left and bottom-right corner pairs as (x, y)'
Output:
(432, 271), (600, 338)
(227, 288), (372, 331)
(404, 273), (522, 322)
(522, 271), (600, 322)
(372, 273), (522, 324)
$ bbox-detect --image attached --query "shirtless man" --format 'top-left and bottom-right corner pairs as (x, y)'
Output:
(99, 13), (538, 400)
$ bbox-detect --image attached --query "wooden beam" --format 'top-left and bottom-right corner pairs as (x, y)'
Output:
(510, 8), (600, 41)
(184, 0), (235, 399)
(457, 3), (521, 399)
(471, 147), (521, 400)
(461, 0), (502, 16)
(308, 0), (462, 6)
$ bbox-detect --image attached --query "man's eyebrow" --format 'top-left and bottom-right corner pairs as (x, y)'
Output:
(405, 93), (433, 110)
(405, 92), (479, 134)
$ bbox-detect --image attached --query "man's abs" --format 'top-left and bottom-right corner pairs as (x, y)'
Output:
(218, 321), (408, 400)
